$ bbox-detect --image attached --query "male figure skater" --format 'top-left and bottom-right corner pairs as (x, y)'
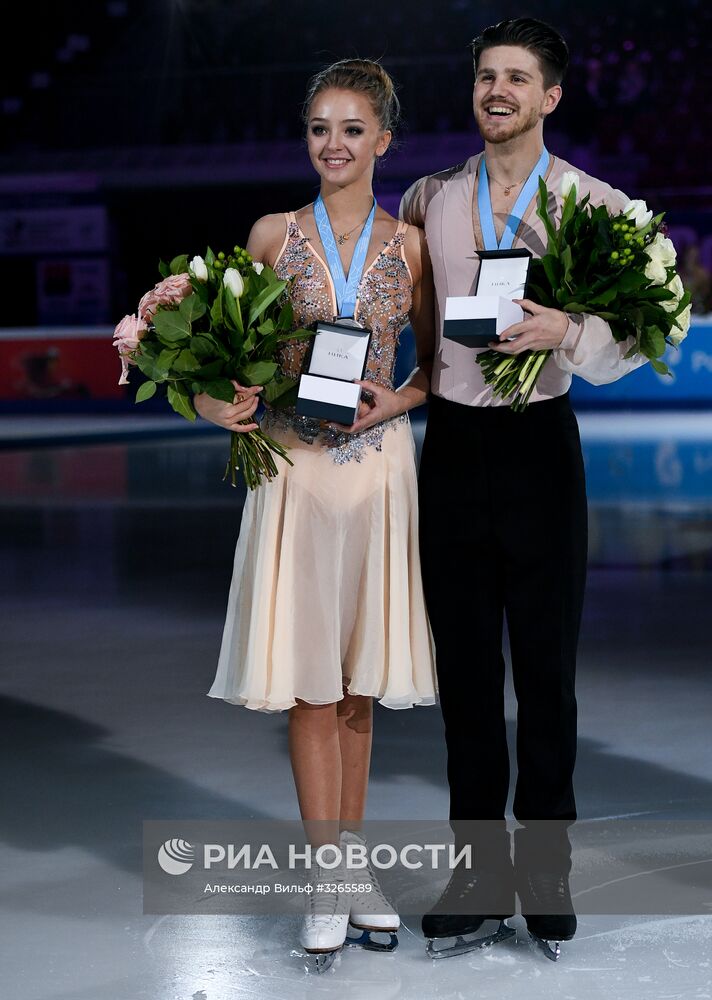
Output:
(400, 17), (645, 960)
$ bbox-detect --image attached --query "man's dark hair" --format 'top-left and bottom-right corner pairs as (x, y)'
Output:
(470, 17), (569, 90)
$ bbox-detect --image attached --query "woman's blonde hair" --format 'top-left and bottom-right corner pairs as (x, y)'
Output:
(302, 57), (400, 134)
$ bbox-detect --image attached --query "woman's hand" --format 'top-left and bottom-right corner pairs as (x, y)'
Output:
(193, 380), (263, 432)
(330, 379), (406, 435)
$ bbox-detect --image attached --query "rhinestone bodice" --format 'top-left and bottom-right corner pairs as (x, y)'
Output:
(264, 215), (413, 463)
(274, 218), (412, 387)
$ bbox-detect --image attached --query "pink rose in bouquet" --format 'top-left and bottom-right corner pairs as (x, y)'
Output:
(112, 313), (148, 385)
(114, 274), (193, 385)
(138, 273), (193, 322)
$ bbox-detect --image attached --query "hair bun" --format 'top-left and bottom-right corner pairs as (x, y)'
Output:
(303, 57), (400, 134)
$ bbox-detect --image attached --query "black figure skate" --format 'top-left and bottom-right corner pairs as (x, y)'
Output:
(518, 869), (577, 961)
(422, 868), (515, 959)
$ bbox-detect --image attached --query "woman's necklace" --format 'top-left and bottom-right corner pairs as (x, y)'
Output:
(335, 213), (372, 245)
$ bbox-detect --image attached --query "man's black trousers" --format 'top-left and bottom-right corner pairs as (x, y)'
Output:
(418, 391), (587, 826)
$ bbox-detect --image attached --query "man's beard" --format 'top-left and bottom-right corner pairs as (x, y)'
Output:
(476, 105), (541, 144)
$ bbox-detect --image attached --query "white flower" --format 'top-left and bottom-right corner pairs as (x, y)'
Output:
(661, 272), (685, 312)
(623, 199), (653, 229)
(252, 261), (265, 275)
(223, 267), (245, 298)
(651, 233), (677, 267)
(561, 171), (580, 199)
(669, 302), (691, 346)
(644, 257), (666, 286)
(189, 255), (208, 282)
(644, 237), (673, 286)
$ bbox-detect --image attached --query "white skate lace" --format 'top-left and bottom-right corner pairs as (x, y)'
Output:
(357, 862), (392, 911)
(304, 869), (347, 928)
(342, 848), (393, 913)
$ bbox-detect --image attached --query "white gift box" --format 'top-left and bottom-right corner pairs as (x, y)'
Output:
(295, 320), (371, 424)
(443, 249), (533, 347)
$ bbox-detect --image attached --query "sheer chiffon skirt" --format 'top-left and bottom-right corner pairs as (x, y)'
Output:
(207, 415), (438, 712)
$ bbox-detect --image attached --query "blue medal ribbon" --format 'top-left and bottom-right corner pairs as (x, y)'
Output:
(313, 193), (377, 318)
(477, 147), (550, 251)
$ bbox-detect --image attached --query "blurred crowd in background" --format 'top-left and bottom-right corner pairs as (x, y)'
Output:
(3, 0), (710, 174)
(1, 0), (711, 330)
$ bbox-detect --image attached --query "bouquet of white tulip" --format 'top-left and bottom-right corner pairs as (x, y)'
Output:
(112, 245), (312, 488)
(476, 174), (693, 410)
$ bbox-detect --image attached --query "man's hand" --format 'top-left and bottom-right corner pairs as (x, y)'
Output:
(193, 380), (262, 432)
(329, 380), (406, 434)
(489, 298), (568, 355)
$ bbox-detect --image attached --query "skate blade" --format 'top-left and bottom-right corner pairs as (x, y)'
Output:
(346, 925), (399, 952)
(302, 947), (342, 974)
(528, 932), (561, 962)
(426, 920), (516, 960)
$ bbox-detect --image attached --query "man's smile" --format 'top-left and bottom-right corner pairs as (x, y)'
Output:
(484, 105), (517, 117)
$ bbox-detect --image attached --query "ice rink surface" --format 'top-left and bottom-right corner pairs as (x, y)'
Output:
(2, 411), (711, 1000)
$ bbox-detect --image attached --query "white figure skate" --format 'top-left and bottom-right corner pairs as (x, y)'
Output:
(299, 863), (350, 973)
(341, 830), (399, 952)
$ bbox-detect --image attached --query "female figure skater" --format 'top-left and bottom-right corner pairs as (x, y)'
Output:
(195, 58), (437, 969)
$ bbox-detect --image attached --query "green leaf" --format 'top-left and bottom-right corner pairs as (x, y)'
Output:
(192, 279), (210, 305)
(210, 284), (225, 327)
(135, 380), (157, 402)
(617, 269), (649, 294)
(242, 328), (256, 352)
(191, 335), (218, 360)
(276, 300), (294, 331)
(671, 290), (692, 318)
(153, 309), (190, 344)
(649, 356), (671, 376)
(193, 331), (231, 361)
(258, 264), (280, 285)
(203, 378), (236, 403)
(134, 353), (165, 381)
(138, 339), (160, 358)
(248, 280), (288, 327)
(555, 287), (569, 305)
(204, 247), (215, 266)
(641, 326), (666, 359)
(240, 360), (278, 385)
(257, 318), (275, 336)
(560, 245), (573, 284)
(525, 282), (556, 308)
(158, 259), (170, 278)
(536, 177), (559, 252)
(277, 326), (315, 342)
(194, 359), (225, 380)
(167, 383), (196, 421)
(541, 254), (560, 293)
(173, 349), (199, 373)
(577, 191), (592, 215)
(636, 286), (675, 302)
(631, 307), (645, 331)
(559, 192), (575, 226)
(224, 286), (244, 335)
(157, 347), (180, 372)
(262, 375), (298, 405)
(179, 294), (207, 323)
(586, 286), (618, 307)
(169, 254), (189, 275)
